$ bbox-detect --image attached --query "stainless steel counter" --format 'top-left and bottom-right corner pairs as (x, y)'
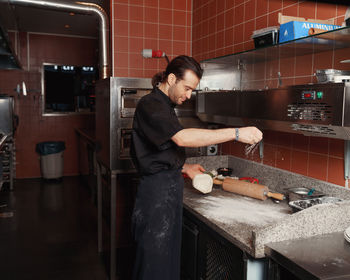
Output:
(265, 232), (350, 280)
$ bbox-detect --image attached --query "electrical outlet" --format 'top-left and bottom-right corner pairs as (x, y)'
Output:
(207, 144), (218, 156)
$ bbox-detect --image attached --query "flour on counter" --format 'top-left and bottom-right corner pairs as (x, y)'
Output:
(192, 195), (290, 227)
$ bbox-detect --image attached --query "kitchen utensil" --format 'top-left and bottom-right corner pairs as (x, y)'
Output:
(221, 177), (285, 201)
(287, 187), (325, 202)
(289, 196), (343, 212)
(307, 188), (315, 195)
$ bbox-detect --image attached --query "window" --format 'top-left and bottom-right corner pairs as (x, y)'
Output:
(42, 63), (98, 115)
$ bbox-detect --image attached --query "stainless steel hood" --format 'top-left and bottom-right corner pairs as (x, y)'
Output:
(196, 82), (350, 140)
(0, 21), (21, 69)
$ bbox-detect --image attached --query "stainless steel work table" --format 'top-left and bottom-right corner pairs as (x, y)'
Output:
(265, 232), (350, 280)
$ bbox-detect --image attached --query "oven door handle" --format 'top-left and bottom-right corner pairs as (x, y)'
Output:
(0, 134), (8, 148)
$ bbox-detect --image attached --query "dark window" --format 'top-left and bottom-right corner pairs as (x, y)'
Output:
(43, 64), (98, 114)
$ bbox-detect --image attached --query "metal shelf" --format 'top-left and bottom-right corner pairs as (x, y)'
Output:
(201, 26), (350, 68)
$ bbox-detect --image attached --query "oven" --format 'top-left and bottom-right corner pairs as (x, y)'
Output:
(95, 77), (207, 173)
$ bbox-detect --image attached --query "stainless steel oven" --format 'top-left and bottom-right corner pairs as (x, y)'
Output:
(95, 77), (207, 173)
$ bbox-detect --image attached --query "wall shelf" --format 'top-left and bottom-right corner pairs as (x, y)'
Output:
(201, 26), (350, 68)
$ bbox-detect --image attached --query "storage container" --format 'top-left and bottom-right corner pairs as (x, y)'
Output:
(36, 141), (65, 179)
(279, 21), (341, 43)
(251, 26), (279, 48)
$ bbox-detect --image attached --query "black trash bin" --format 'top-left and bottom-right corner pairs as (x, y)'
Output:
(36, 141), (65, 179)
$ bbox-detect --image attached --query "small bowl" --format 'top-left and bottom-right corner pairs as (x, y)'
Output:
(217, 167), (233, 177)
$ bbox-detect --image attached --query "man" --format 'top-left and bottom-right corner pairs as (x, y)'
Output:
(131, 55), (262, 280)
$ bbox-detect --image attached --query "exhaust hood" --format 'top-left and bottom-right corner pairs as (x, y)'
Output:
(196, 82), (350, 140)
(0, 22), (21, 70)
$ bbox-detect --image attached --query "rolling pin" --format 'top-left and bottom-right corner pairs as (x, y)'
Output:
(216, 177), (285, 201)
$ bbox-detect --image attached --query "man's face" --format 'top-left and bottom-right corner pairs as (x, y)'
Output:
(168, 70), (200, 105)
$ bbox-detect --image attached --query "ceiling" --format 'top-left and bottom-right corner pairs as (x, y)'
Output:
(0, 0), (109, 38)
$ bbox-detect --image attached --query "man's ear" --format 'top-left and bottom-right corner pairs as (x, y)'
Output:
(167, 73), (177, 86)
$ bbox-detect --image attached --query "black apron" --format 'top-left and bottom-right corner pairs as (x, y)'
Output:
(132, 168), (184, 280)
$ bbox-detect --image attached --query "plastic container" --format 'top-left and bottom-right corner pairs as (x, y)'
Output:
(252, 26), (279, 48)
(36, 141), (65, 179)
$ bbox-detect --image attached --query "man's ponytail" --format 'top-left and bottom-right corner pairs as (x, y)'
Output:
(151, 71), (167, 88)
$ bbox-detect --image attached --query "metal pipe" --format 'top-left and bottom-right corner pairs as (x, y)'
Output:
(3, 0), (109, 78)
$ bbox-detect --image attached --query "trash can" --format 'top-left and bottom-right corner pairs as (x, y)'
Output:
(36, 141), (65, 179)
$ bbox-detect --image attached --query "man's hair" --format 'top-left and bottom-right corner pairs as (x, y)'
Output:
(152, 55), (203, 88)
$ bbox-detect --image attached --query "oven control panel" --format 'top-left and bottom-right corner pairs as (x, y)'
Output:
(301, 90), (324, 100)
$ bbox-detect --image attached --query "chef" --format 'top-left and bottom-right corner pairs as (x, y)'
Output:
(131, 55), (262, 280)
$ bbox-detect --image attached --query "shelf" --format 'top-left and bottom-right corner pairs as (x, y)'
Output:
(201, 26), (350, 68)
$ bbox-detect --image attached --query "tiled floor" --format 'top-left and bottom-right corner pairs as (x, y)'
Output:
(0, 177), (108, 280)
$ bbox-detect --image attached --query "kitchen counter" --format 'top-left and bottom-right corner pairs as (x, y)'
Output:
(183, 179), (291, 257)
(265, 232), (350, 279)
(183, 155), (350, 258)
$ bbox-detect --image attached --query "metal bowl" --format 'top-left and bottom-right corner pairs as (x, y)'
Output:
(287, 187), (324, 202)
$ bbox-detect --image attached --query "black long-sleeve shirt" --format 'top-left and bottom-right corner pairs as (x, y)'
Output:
(131, 87), (185, 175)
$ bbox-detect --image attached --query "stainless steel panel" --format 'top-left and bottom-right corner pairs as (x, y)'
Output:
(199, 65), (241, 91)
(0, 96), (14, 135)
(95, 77), (152, 170)
(196, 83), (350, 139)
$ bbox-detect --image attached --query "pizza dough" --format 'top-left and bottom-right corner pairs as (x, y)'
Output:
(192, 173), (213, 194)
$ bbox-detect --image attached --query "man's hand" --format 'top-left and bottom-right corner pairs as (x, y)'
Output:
(237, 127), (263, 145)
(182, 163), (205, 179)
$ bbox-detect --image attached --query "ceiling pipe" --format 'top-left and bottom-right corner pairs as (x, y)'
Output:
(1, 0), (109, 78)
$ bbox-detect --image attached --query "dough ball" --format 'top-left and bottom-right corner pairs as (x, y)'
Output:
(192, 174), (213, 194)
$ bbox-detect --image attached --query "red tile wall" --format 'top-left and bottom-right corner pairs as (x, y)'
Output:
(0, 32), (98, 178)
(111, 0), (192, 77)
(193, 0), (348, 186)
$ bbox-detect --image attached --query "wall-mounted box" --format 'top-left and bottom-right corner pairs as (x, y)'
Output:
(279, 21), (341, 43)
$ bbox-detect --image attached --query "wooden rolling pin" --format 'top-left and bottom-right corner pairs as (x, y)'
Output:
(215, 178), (285, 201)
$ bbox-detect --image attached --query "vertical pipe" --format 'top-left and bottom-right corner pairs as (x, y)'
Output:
(3, 0), (110, 78)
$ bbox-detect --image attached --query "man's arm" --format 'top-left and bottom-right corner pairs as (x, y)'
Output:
(172, 127), (262, 147)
